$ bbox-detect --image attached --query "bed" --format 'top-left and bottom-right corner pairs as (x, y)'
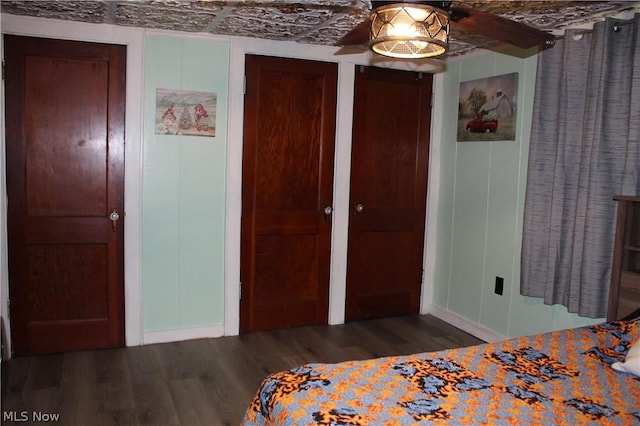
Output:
(242, 309), (640, 425)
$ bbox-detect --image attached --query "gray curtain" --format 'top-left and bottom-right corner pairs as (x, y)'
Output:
(521, 14), (640, 318)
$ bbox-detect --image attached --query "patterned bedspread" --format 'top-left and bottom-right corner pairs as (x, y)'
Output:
(242, 317), (640, 425)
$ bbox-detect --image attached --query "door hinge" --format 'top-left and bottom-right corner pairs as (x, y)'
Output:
(2, 60), (5, 80)
(243, 75), (246, 95)
(239, 281), (242, 299)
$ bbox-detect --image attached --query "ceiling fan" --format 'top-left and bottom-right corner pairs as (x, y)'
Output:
(337, 1), (556, 58)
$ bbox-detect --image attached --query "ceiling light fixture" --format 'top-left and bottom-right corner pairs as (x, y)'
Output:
(369, 2), (450, 59)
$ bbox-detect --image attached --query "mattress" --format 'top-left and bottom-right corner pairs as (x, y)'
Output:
(243, 316), (640, 425)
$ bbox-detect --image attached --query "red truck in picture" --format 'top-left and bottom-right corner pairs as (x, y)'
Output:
(466, 114), (498, 133)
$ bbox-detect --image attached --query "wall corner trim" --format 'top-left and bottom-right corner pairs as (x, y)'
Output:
(427, 304), (508, 343)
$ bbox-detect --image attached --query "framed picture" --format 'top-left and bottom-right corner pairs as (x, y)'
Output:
(156, 88), (217, 137)
(457, 72), (518, 142)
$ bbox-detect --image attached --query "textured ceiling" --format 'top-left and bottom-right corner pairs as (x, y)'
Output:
(2, 1), (640, 57)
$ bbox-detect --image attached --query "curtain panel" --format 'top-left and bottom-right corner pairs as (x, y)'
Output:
(521, 14), (640, 318)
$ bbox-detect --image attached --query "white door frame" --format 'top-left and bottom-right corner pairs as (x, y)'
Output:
(0, 15), (146, 353)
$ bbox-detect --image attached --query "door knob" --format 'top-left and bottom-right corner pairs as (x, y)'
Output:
(109, 209), (120, 231)
(323, 206), (333, 215)
(355, 203), (364, 213)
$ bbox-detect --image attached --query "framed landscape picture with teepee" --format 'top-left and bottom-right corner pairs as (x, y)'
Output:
(457, 72), (518, 142)
(155, 88), (217, 137)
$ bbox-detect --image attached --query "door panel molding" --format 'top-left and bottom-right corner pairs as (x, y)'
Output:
(5, 35), (126, 355)
(0, 16), (146, 354)
(346, 66), (432, 321)
(240, 55), (338, 332)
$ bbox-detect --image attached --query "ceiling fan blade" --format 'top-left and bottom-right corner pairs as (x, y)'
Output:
(335, 17), (371, 46)
(450, 6), (555, 49)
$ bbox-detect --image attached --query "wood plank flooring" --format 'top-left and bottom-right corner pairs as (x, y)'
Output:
(1, 315), (484, 425)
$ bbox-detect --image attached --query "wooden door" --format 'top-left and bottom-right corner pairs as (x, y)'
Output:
(4, 35), (126, 356)
(240, 55), (337, 332)
(346, 66), (432, 321)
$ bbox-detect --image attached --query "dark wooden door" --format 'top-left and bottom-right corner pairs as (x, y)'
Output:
(4, 35), (126, 356)
(346, 66), (432, 321)
(240, 55), (337, 332)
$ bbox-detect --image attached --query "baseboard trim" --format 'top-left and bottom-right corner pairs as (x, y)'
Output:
(140, 310), (506, 346)
(427, 305), (507, 343)
(143, 324), (225, 345)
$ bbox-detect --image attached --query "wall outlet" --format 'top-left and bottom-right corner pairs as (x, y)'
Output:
(495, 276), (504, 295)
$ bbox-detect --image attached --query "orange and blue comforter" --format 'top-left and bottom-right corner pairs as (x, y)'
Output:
(243, 317), (640, 425)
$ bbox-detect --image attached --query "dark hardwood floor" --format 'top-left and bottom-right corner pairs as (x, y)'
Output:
(1, 314), (484, 425)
